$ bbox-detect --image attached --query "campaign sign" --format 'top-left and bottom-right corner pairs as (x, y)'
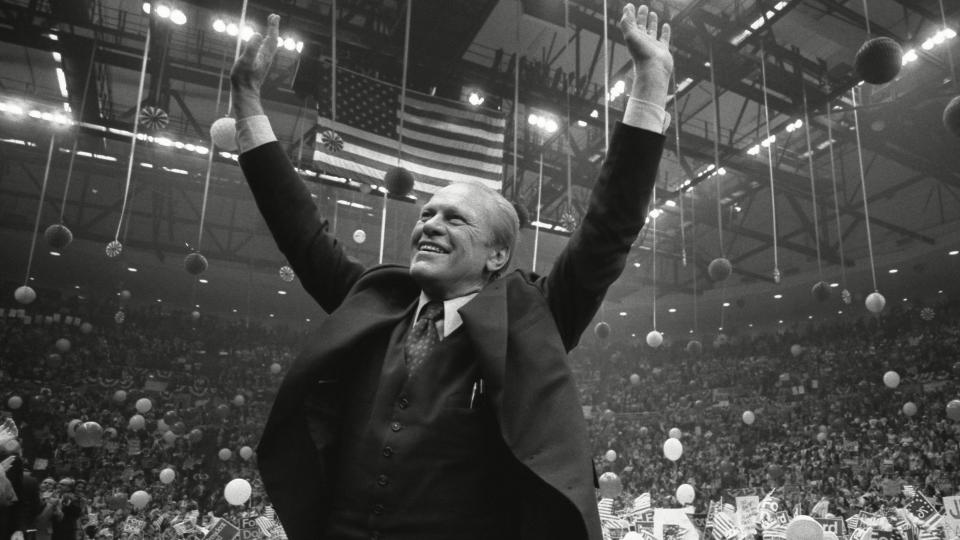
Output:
(204, 518), (240, 540)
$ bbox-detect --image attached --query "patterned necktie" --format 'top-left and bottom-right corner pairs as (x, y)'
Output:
(404, 301), (444, 372)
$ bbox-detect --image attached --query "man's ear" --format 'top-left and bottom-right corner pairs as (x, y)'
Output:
(485, 247), (510, 274)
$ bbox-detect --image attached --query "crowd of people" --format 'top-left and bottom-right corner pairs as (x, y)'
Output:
(1, 283), (957, 537)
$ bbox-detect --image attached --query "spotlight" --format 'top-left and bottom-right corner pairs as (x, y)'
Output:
(468, 92), (485, 107)
(170, 9), (187, 25)
(295, 41), (304, 53)
(155, 4), (171, 18)
(283, 37), (296, 51)
(226, 23), (239, 36)
(240, 25), (254, 41)
(213, 19), (226, 33)
(142, 2), (151, 14)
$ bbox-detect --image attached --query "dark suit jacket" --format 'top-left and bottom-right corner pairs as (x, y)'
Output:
(240, 121), (665, 540)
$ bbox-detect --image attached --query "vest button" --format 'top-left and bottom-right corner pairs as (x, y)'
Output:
(390, 421), (402, 432)
(377, 474), (389, 487)
(373, 504), (384, 515)
(382, 446), (394, 458)
(398, 396), (410, 409)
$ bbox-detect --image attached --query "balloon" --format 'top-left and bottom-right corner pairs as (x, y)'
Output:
(601, 409), (615, 421)
(686, 340), (702, 355)
(854, 37), (903, 84)
(270, 362), (282, 375)
(279, 265), (295, 282)
(55, 338), (71, 353)
(790, 344), (803, 357)
(708, 257), (732, 281)
(811, 281), (830, 302)
(191, 310), (201, 321)
(817, 431), (827, 442)
(594, 321), (610, 340)
(384, 166), (415, 196)
(128, 414), (145, 431)
(902, 402), (917, 417)
(946, 399), (960, 421)
(188, 428), (203, 443)
(945, 95), (960, 138)
(44, 223), (73, 250)
(598, 472), (622, 498)
(224, 478), (252, 505)
(129, 490), (151, 509)
(668, 427), (682, 439)
(215, 404), (230, 419)
(163, 410), (179, 425)
(239, 446), (254, 461)
(218, 448), (232, 461)
(119, 289), (132, 302)
(67, 419), (82, 438)
(157, 419), (169, 433)
(14, 285), (36, 305)
(663, 437), (683, 461)
(80, 322), (93, 334)
(742, 410), (756, 425)
(162, 430), (177, 444)
(135, 398), (152, 414)
(865, 292), (886, 314)
(172, 421), (186, 435)
(676, 483), (695, 504)
(210, 117), (238, 151)
(353, 229), (366, 244)
(159, 468), (176, 484)
(785, 515), (824, 540)
(75, 421), (104, 447)
(883, 371), (900, 389)
(113, 390), (127, 403)
(7, 396), (22, 410)
(604, 449), (617, 463)
(646, 330), (663, 348)
(233, 394), (245, 406)
(184, 252), (208, 275)
(629, 373), (640, 386)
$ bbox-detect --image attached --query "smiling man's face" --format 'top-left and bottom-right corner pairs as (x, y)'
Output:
(409, 183), (507, 299)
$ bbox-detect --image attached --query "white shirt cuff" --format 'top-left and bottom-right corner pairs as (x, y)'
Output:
(236, 115), (278, 154)
(623, 97), (671, 134)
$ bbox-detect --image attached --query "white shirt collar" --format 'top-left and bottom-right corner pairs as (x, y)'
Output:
(416, 291), (478, 338)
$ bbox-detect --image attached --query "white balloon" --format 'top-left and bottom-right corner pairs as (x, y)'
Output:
(669, 427), (682, 439)
(353, 229), (367, 244)
(646, 330), (663, 348)
(883, 371), (900, 389)
(865, 292), (886, 313)
(129, 490), (151, 509)
(676, 483), (695, 504)
(742, 410), (756, 425)
(135, 398), (152, 414)
(159, 468), (176, 484)
(604, 449), (617, 462)
(224, 478), (252, 506)
(663, 437), (683, 461)
(210, 117), (238, 151)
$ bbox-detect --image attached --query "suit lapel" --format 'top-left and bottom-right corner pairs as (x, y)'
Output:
(458, 278), (508, 388)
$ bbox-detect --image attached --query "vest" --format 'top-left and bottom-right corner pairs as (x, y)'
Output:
(323, 310), (522, 540)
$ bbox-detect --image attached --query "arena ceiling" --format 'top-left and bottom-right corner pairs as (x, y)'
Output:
(0, 0), (959, 342)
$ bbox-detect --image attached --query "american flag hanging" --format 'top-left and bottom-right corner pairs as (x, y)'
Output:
(313, 66), (506, 195)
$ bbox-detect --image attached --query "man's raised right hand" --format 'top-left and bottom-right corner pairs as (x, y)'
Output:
(230, 13), (281, 118)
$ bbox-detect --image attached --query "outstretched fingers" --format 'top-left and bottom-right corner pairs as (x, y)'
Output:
(660, 22), (672, 45)
(241, 33), (264, 65)
(619, 3), (636, 32)
(262, 14), (280, 60)
(646, 9), (658, 36)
